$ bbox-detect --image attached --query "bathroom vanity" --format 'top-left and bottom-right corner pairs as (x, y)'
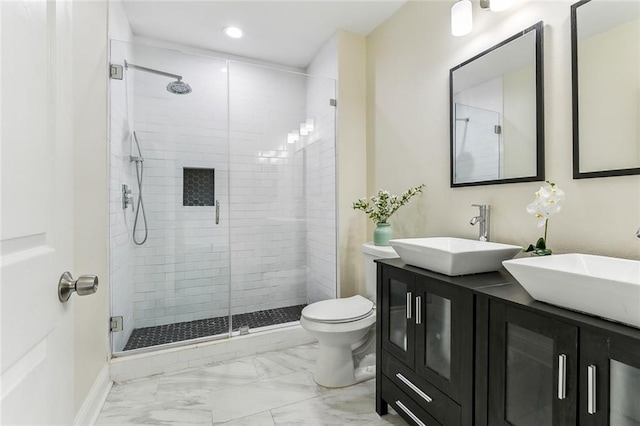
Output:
(375, 258), (640, 426)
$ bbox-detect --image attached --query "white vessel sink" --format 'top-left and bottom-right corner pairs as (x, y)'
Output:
(503, 254), (640, 328)
(388, 237), (521, 276)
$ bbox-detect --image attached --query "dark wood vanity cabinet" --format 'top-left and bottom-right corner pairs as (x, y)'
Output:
(376, 260), (500, 426)
(579, 328), (640, 425)
(483, 299), (578, 425)
(376, 259), (640, 426)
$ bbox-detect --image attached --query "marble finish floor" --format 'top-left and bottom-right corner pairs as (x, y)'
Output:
(97, 343), (405, 425)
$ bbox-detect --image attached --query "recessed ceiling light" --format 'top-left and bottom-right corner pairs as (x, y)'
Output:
(223, 26), (243, 39)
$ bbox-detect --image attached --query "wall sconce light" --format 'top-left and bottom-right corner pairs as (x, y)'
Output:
(453, 0), (514, 36)
(480, 0), (513, 12)
(451, 0), (473, 37)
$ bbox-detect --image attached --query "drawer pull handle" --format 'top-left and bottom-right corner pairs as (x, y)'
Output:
(406, 292), (412, 319)
(396, 373), (433, 403)
(395, 400), (426, 426)
(558, 354), (567, 400)
(416, 296), (422, 324)
(587, 364), (597, 414)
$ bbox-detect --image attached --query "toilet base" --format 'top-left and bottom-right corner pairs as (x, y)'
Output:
(312, 339), (377, 388)
(314, 343), (357, 388)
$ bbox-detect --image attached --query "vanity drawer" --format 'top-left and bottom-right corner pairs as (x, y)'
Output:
(381, 375), (442, 426)
(382, 352), (461, 426)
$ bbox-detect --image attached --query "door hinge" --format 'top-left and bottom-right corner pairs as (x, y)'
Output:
(330, 98), (337, 107)
(110, 316), (123, 332)
(110, 64), (123, 80)
(494, 125), (502, 135)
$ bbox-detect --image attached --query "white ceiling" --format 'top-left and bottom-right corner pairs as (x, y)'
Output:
(122, 1), (407, 69)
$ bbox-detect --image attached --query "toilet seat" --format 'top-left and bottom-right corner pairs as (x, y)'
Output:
(302, 295), (374, 324)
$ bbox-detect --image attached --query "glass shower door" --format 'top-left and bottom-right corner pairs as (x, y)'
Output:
(226, 62), (336, 333)
(109, 40), (231, 353)
(453, 103), (501, 183)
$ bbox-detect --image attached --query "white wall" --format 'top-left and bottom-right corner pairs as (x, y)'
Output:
(73, 0), (109, 414)
(367, 0), (640, 261)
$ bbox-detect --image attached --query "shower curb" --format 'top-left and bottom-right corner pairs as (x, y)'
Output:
(109, 325), (316, 383)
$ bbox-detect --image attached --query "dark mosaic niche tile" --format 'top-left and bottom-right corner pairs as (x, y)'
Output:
(183, 167), (214, 206)
(123, 304), (305, 351)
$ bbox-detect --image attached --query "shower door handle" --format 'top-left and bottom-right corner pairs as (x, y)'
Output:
(215, 200), (220, 224)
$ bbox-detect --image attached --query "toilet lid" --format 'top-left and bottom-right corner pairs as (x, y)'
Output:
(302, 295), (374, 323)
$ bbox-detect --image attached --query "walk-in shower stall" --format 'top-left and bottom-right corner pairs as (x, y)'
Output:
(109, 41), (337, 354)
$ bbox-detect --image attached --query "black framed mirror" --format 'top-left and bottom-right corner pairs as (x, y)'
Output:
(572, 0), (640, 179)
(450, 22), (544, 187)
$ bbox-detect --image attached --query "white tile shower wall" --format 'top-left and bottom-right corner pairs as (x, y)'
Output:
(305, 76), (337, 304)
(109, 41), (137, 352)
(228, 62), (309, 315)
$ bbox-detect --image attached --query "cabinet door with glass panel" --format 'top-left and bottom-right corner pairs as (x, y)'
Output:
(380, 267), (473, 403)
(380, 267), (416, 368)
(414, 277), (473, 402)
(488, 302), (578, 425)
(580, 329), (640, 426)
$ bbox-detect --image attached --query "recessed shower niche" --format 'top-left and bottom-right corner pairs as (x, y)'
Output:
(183, 167), (214, 207)
(108, 40), (337, 354)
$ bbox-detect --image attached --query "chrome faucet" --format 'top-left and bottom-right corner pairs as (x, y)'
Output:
(470, 204), (490, 242)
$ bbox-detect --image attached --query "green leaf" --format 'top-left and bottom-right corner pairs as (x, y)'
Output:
(535, 237), (546, 250)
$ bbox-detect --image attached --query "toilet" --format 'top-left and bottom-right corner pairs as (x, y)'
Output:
(300, 243), (398, 388)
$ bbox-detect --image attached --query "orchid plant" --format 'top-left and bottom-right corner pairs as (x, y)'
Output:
(524, 181), (565, 256)
(352, 184), (425, 224)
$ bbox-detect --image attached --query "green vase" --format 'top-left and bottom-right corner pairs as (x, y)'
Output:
(374, 222), (393, 246)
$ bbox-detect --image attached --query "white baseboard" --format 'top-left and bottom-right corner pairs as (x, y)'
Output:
(74, 363), (112, 426)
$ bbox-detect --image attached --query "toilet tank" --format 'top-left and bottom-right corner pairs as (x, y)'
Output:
(362, 243), (399, 301)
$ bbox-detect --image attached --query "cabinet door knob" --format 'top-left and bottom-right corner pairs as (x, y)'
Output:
(587, 364), (597, 414)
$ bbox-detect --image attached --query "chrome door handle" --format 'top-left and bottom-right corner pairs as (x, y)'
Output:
(587, 365), (597, 414)
(215, 200), (220, 224)
(558, 354), (567, 400)
(58, 272), (98, 302)
(406, 292), (412, 319)
(415, 296), (422, 325)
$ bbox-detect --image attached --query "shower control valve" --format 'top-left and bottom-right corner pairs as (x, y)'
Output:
(122, 184), (133, 211)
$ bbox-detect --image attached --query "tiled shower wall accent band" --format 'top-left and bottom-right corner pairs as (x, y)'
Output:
(108, 42), (337, 337)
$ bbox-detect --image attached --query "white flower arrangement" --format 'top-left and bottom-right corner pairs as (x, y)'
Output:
(524, 181), (565, 255)
(352, 184), (425, 224)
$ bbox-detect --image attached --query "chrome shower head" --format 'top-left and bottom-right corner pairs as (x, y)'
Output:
(167, 79), (192, 95)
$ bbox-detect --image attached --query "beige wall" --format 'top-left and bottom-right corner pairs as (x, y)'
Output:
(336, 32), (369, 297)
(73, 0), (110, 414)
(367, 0), (640, 260)
(578, 18), (640, 171)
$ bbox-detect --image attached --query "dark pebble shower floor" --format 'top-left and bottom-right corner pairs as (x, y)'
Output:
(123, 304), (306, 351)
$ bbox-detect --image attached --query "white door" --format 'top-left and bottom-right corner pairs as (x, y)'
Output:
(1, 1), (76, 424)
